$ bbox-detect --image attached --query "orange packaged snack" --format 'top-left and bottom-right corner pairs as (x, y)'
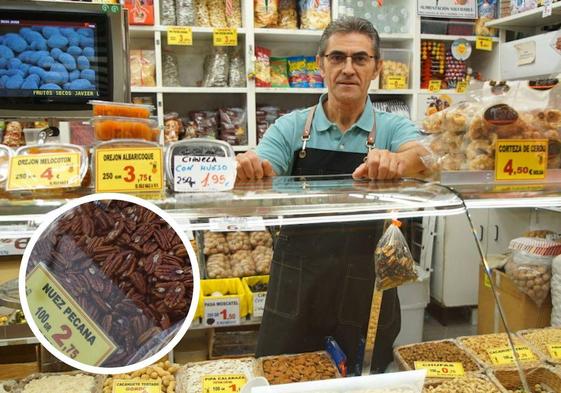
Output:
(91, 116), (160, 142)
(89, 100), (154, 118)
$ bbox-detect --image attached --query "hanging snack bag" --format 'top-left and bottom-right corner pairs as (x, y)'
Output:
(278, 0), (298, 29)
(196, 0), (211, 26)
(203, 47), (230, 87)
(375, 220), (418, 290)
(255, 46), (272, 88)
(219, 107), (247, 145)
(299, 0), (330, 30)
(305, 56), (323, 88)
(270, 57), (289, 88)
(255, 0), (279, 28)
(288, 56), (308, 88)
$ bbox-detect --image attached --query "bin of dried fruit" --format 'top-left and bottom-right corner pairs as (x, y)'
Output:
(91, 116), (160, 142)
(458, 334), (542, 369)
(90, 100), (153, 118)
(395, 339), (483, 378)
(104, 361), (179, 393)
(256, 351), (340, 385)
(488, 366), (561, 393)
(518, 328), (561, 365)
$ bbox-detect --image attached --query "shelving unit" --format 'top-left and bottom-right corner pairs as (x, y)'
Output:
(487, 1), (561, 32)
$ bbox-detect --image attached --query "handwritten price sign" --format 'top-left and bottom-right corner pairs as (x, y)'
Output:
(495, 139), (548, 181)
(95, 147), (163, 192)
(414, 362), (465, 378)
(173, 156), (236, 192)
(7, 153), (81, 191)
(203, 375), (247, 393)
(26, 264), (117, 365)
(203, 297), (240, 327)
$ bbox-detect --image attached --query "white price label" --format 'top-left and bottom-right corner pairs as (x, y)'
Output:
(209, 216), (266, 232)
(253, 292), (266, 318)
(544, 0), (553, 17)
(173, 156), (236, 192)
(0, 238), (29, 255)
(203, 298), (240, 327)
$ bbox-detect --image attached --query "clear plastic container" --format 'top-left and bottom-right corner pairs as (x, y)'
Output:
(90, 116), (160, 142)
(0, 145), (13, 184)
(380, 48), (411, 89)
(89, 100), (154, 118)
(22, 129), (43, 145)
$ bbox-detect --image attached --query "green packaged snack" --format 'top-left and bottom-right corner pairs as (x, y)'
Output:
(270, 57), (289, 88)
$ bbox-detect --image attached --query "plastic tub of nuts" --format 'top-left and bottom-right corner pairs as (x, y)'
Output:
(518, 328), (561, 365)
(423, 375), (501, 393)
(394, 339), (484, 379)
(458, 334), (543, 370)
(380, 49), (411, 90)
(241, 275), (269, 318)
(199, 278), (250, 325)
(176, 358), (256, 393)
(487, 366), (561, 393)
(255, 351), (341, 385)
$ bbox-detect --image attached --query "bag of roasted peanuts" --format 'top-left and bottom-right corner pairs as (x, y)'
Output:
(375, 220), (419, 291)
(420, 79), (561, 174)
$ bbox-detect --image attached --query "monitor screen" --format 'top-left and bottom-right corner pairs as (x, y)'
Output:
(0, 9), (112, 110)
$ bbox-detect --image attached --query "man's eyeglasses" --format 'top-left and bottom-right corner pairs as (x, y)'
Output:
(323, 52), (376, 66)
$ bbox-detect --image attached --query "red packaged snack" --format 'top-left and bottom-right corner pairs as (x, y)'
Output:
(255, 47), (272, 88)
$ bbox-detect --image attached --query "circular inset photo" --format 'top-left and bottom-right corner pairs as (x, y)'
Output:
(19, 193), (200, 374)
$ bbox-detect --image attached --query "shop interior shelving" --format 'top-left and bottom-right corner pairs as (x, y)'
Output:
(486, 1), (561, 32)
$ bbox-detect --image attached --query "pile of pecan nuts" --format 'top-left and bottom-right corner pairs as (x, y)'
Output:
(28, 200), (194, 366)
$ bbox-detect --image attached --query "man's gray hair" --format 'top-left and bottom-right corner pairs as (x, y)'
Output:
(318, 16), (381, 59)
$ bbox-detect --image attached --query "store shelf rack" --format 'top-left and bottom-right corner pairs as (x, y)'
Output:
(486, 1), (561, 32)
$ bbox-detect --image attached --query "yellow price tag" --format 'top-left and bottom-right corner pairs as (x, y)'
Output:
(95, 147), (164, 193)
(386, 76), (407, 89)
(26, 264), (117, 366)
(487, 346), (537, 365)
(414, 361), (465, 378)
(428, 80), (441, 93)
(113, 379), (161, 393)
(476, 36), (493, 51)
(213, 28), (237, 46)
(167, 26), (192, 46)
(456, 80), (468, 93)
(547, 344), (561, 359)
(484, 274), (492, 288)
(495, 139), (548, 181)
(202, 374), (247, 393)
(7, 153), (81, 191)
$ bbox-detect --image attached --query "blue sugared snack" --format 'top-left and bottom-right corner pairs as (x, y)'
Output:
(4, 33), (27, 53)
(69, 78), (92, 90)
(5, 74), (24, 89)
(41, 27), (60, 39)
(59, 53), (77, 71)
(81, 69), (95, 83)
(50, 48), (63, 60)
(47, 35), (69, 50)
(77, 56), (89, 71)
(38, 56), (55, 70)
(69, 69), (80, 82)
(82, 46), (95, 61)
(39, 83), (62, 89)
(21, 75), (39, 89)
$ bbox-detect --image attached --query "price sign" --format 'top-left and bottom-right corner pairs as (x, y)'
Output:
(428, 80), (441, 92)
(7, 153), (81, 191)
(213, 28), (237, 46)
(95, 147), (163, 193)
(173, 156), (236, 192)
(456, 80), (468, 93)
(386, 76), (406, 89)
(167, 27), (192, 45)
(547, 344), (561, 359)
(203, 297), (240, 327)
(26, 264), (117, 366)
(0, 238), (29, 256)
(487, 346), (537, 365)
(202, 375), (247, 393)
(113, 379), (161, 393)
(484, 273), (492, 288)
(414, 362), (465, 378)
(253, 292), (267, 318)
(495, 139), (548, 181)
(476, 36), (493, 51)
(544, 0), (553, 17)
(209, 216), (266, 232)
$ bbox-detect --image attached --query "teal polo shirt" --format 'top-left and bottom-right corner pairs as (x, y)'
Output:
(255, 94), (422, 176)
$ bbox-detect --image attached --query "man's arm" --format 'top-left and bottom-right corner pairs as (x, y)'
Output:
(352, 142), (427, 180)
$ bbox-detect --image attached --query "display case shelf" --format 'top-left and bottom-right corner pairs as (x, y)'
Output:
(486, 2), (561, 31)
(130, 25), (248, 38)
(420, 34), (500, 42)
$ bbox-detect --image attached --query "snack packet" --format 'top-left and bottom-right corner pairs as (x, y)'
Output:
(288, 56), (308, 88)
(270, 57), (289, 88)
(305, 56), (323, 88)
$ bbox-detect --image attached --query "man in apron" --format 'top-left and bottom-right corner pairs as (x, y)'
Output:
(236, 17), (426, 373)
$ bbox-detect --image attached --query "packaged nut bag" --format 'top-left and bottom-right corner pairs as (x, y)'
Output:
(375, 220), (418, 291)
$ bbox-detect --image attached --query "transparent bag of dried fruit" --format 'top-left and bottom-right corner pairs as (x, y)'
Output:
(375, 219), (419, 290)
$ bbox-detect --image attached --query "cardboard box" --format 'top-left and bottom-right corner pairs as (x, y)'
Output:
(478, 266), (551, 334)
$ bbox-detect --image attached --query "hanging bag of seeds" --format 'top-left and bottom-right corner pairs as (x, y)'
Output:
(375, 219), (419, 290)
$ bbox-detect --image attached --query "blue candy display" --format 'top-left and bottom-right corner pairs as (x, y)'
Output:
(0, 25), (96, 91)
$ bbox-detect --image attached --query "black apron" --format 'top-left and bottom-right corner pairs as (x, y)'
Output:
(256, 104), (401, 374)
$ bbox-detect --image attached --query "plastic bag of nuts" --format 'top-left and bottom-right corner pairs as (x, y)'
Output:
(208, 0), (227, 27)
(226, 232), (251, 252)
(104, 361), (180, 393)
(195, 0), (210, 26)
(375, 220), (418, 290)
(252, 245), (273, 275)
(231, 250), (257, 277)
(204, 231), (230, 255)
(250, 231), (273, 248)
(257, 351), (340, 385)
(206, 253), (233, 278)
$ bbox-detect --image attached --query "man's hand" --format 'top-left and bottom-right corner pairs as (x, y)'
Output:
(352, 149), (404, 180)
(236, 151), (276, 181)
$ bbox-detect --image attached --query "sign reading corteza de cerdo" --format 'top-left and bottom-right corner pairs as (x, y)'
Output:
(26, 263), (117, 365)
(495, 139), (548, 181)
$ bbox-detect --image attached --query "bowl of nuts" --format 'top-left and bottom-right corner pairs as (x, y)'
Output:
(488, 366), (561, 393)
(518, 328), (561, 365)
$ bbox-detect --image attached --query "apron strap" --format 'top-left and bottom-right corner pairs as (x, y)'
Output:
(299, 103), (378, 159)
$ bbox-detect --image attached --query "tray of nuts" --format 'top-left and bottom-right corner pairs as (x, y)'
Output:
(487, 366), (561, 393)
(176, 358), (256, 393)
(423, 375), (501, 393)
(458, 334), (543, 370)
(518, 328), (561, 365)
(394, 339), (483, 379)
(103, 361), (179, 393)
(18, 371), (105, 393)
(255, 351), (340, 385)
